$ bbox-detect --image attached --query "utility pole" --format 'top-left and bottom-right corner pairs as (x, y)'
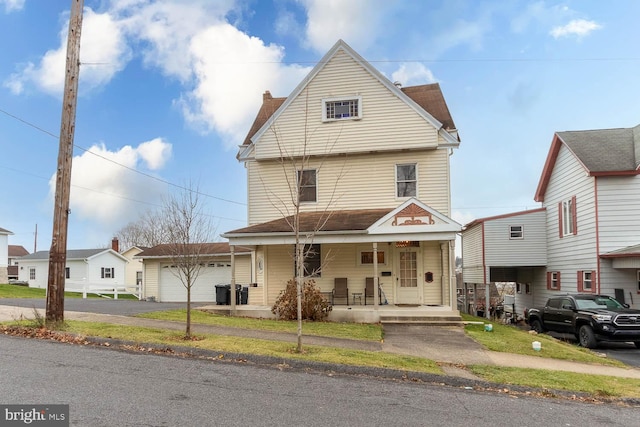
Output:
(46, 0), (84, 324)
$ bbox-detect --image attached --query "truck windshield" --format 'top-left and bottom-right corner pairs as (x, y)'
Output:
(575, 297), (624, 310)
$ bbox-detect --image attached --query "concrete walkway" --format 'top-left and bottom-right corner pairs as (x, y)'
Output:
(1, 304), (639, 380)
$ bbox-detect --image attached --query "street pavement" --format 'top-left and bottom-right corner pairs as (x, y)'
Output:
(0, 299), (639, 380)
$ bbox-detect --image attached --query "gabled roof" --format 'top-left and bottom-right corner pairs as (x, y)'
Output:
(136, 242), (250, 258)
(0, 227), (12, 235)
(600, 244), (640, 259)
(535, 124), (640, 202)
(19, 249), (127, 262)
(8, 245), (29, 257)
(238, 39), (459, 161)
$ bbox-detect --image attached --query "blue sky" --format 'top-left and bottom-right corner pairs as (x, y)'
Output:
(1, 0), (639, 254)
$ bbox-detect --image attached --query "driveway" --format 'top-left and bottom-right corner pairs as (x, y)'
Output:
(0, 298), (191, 316)
(545, 331), (640, 368)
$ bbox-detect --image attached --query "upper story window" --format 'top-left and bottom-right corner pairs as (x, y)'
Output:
(509, 225), (523, 239)
(559, 196), (577, 237)
(101, 267), (115, 279)
(297, 169), (317, 202)
(322, 96), (362, 121)
(396, 164), (417, 197)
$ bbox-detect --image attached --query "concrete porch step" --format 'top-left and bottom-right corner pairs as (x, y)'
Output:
(380, 315), (463, 326)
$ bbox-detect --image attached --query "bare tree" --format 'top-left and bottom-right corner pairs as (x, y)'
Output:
(263, 90), (346, 352)
(115, 210), (171, 249)
(161, 183), (215, 338)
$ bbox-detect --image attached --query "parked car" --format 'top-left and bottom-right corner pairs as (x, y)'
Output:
(525, 294), (640, 349)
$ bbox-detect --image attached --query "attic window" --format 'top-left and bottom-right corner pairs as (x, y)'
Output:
(322, 96), (362, 121)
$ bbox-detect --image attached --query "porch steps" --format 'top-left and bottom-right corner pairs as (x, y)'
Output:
(379, 315), (463, 326)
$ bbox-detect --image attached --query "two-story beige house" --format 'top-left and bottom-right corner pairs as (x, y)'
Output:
(222, 40), (462, 321)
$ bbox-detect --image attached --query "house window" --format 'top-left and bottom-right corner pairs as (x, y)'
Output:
(322, 96), (361, 121)
(516, 283), (521, 294)
(297, 169), (317, 202)
(137, 271), (143, 286)
(101, 267), (115, 279)
(578, 270), (595, 293)
(294, 244), (321, 277)
(525, 283), (531, 295)
(360, 251), (385, 265)
(396, 164), (417, 197)
(559, 196), (577, 237)
(637, 270), (640, 293)
(65, 267), (70, 279)
(509, 225), (523, 239)
(547, 271), (561, 290)
(29, 268), (36, 280)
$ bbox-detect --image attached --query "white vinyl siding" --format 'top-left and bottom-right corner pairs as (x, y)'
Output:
(483, 210), (547, 266)
(254, 49), (440, 160)
(143, 262), (159, 300)
(543, 144), (597, 292)
(461, 223), (485, 284)
(247, 150), (451, 225)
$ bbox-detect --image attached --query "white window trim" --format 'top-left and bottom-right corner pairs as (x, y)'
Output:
(322, 96), (362, 122)
(395, 163), (418, 199)
(509, 225), (524, 239)
(583, 271), (592, 291)
(562, 198), (575, 236)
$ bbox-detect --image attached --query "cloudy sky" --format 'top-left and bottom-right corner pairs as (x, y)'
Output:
(1, 0), (638, 253)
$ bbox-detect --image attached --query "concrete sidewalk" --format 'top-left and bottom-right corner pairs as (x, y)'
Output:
(1, 304), (639, 380)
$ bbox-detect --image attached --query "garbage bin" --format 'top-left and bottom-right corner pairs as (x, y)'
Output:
(240, 286), (248, 305)
(215, 284), (229, 305)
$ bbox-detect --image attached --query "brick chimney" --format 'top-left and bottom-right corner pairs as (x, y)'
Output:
(111, 237), (119, 252)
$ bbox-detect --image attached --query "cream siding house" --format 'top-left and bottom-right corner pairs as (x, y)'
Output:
(462, 124), (640, 315)
(222, 40), (462, 321)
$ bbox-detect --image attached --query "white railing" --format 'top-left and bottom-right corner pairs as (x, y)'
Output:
(65, 281), (140, 300)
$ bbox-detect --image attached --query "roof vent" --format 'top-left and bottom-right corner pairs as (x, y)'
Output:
(393, 81), (402, 89)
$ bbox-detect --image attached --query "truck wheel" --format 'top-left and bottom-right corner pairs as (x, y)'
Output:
(530, 319), (544, 333)
(578, 325), (597, 349)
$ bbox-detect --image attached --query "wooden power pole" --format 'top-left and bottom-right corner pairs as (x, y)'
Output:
(46, 0), (84, 324)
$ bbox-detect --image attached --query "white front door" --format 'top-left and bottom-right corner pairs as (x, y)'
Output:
(396, 248), (421, 304)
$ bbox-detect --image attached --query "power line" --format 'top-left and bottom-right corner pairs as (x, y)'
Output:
(0, 107), (246, 206)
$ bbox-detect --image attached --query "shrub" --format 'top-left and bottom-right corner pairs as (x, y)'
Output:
(271, 278), (332, 321)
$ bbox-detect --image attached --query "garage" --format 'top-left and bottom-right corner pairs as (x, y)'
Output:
(158, 260), (231, 302)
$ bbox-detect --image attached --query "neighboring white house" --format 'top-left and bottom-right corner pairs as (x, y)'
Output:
(0, 227), (11, 283)
(136, 242), (251, 302)
(222, 39), (462, 320)
(121, 245), (146, 295)
(18, 249), (128, 293)
(462, 124), (640, 314)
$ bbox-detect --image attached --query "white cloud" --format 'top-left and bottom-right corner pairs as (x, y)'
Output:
(49, 138), (172, 227)
(391, 63), (436, 87)
(299, 0), (390, 52)
(550, 19), (602, 39)
(0, 0), (24, 13)
(179, 23), (310, 146)
(4, 7), (130, 96)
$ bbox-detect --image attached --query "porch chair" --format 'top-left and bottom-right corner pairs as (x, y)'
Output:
(364, 277), (381, 305)
(332, 278), (349, 305)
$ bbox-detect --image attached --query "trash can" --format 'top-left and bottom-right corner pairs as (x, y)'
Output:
(240, 286), (248, 305)
(215, 284), (229, 305)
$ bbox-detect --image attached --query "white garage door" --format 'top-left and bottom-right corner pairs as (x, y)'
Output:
(159, 261), (232, 302)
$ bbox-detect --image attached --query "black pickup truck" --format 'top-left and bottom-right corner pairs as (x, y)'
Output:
(526, 294), (640, 349)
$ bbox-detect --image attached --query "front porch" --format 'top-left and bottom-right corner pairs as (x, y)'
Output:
(200, 303), (462, 325)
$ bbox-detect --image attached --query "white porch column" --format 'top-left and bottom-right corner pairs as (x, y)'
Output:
(449, 240), (455, 311)
(485, 283), (491, 320)
(230, 245), (236, 314)
(373, 242), (379, 308)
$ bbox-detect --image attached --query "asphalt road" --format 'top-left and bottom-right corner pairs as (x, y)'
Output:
(0, 297), (191, 316)
(1, 336), (638, 427)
